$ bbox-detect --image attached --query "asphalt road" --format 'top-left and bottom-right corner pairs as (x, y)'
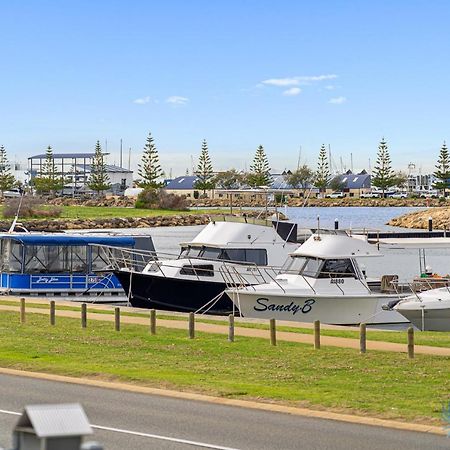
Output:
(0, 374), (447, 450)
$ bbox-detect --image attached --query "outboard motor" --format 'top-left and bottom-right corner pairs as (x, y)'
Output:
(382, 299), (402, 311)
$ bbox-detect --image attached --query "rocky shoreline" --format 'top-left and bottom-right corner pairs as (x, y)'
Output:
(387, 207), (450, 230)
(0, 214), (211, 232)
(47, 195), (444, 209)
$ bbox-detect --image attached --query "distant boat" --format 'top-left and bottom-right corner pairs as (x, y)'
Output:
(0, 232), (154, 298)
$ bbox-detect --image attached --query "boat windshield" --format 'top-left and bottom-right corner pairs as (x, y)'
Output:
(285, 256), (357, 278)
(179, 246), (267, 265)
(286, 256), (323, 277)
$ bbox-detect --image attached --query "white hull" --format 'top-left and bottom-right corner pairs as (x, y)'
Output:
(395, 307), (450, 331)
(395, 289), (450, 331)
(229, 291), (407, 325)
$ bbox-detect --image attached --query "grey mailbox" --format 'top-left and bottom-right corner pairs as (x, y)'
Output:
(12, 403), (93, 450)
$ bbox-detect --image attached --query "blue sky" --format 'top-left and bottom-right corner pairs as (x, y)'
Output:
(1, 1), (450, 176)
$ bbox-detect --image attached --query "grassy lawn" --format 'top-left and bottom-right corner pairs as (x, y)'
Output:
(0, 311), (448, 424)
(59, 206), (216, 219)
(1, 299), (449, 348)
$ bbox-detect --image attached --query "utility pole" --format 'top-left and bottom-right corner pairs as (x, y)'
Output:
(128, 148), (131, 171)
(350, 152), (354, 172)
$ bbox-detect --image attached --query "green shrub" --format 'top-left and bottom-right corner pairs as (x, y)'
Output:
(135, 188), (188, 210)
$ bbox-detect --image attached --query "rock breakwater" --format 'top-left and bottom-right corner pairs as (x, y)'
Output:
(0, 214), (211, 232)
(388, 207), (450, 229)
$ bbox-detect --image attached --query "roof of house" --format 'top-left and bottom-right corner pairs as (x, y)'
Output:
(165, 176), (199, 190)
(29, 153), (99, 159)
(329, 171), (371, 189)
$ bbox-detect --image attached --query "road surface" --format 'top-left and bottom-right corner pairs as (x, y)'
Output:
(0, 374), (447, 449)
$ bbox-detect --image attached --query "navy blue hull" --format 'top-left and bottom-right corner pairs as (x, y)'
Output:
(115, 271), (237, 315)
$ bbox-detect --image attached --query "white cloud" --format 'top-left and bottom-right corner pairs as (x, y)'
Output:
(298, 75), (337, 82)
(283, 87), (302, 96)
(166, 96), (189, 106)
(262, 77), (301, 87)
(133, 96), (151, 104)
(324, 85), (335, 90)
(261, 74), (337, 87)
(329, 96), (347, 104)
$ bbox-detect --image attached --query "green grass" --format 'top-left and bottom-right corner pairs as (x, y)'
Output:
(1, 299), (448, 348)
(0, 311), (448, 424)
(59, 206), (219, 219)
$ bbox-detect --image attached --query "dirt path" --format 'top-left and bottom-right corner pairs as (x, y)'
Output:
(1, 300), (448, 356)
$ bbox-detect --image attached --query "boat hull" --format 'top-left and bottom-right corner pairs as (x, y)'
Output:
(115, 270), (236, 315)
(228, 290), (408, 325)
(395, 307), (450, 331)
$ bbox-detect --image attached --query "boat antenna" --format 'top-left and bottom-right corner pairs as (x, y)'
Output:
(8, 194), (24, 233)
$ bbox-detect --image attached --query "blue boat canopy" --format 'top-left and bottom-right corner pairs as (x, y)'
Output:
(0, 234), (136, 247)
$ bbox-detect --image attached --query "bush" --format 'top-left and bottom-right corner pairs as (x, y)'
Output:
(135, 188), (159, 209)
(135, 188), (188, 211)
(3, 196), (62, 218)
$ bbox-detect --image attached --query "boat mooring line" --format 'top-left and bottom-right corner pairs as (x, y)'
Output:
(0, 408), (240, 450)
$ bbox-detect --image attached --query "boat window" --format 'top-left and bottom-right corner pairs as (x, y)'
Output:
(24, 245), (72, 273)
(319, 259), (356, 278)
(70, 246), (88, 273)
(199, 247), (221, 260)
(179, 246), (202, 258)
(0, 240), (23, 273)
(180, 264), (214, 277)
(284, 256), (307, 274)
(91, 246), (114, 272)
(222, 249), (268, 265)
(301, 258), (323, 277)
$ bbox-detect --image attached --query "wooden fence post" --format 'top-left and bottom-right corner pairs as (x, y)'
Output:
(50, 301), (56, 326)
(188, 312), (195, 339)
(269, 319), (276, 346)
(115, 307), (120, 331)
(228, 314), (234, 342)
(20, 298), (25, 324)
(150, 309), (156, 335)
(81, 303), (87, 329)
(407, 327), (414, 359)
(314, 320), (321, 349)
(360, 323), (367, 354)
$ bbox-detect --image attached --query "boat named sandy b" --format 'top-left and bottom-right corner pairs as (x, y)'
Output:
(226, 233), (409, 325)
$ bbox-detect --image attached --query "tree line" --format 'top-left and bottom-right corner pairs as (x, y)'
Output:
(0, 136), (449, 197)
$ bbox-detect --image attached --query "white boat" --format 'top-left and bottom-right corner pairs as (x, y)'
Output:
(226, 233), (409, 325)
(112, 218), (302, 314)
(394, 288), (450, 331)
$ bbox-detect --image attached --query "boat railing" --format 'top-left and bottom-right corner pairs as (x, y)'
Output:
(92, 244), (284, 284)
(209, 214), (273, 227)
(392, 277), (450, 299)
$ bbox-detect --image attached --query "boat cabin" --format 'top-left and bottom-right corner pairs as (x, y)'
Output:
(0, 233), (151, 295)
(273, 234), (388, 294)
